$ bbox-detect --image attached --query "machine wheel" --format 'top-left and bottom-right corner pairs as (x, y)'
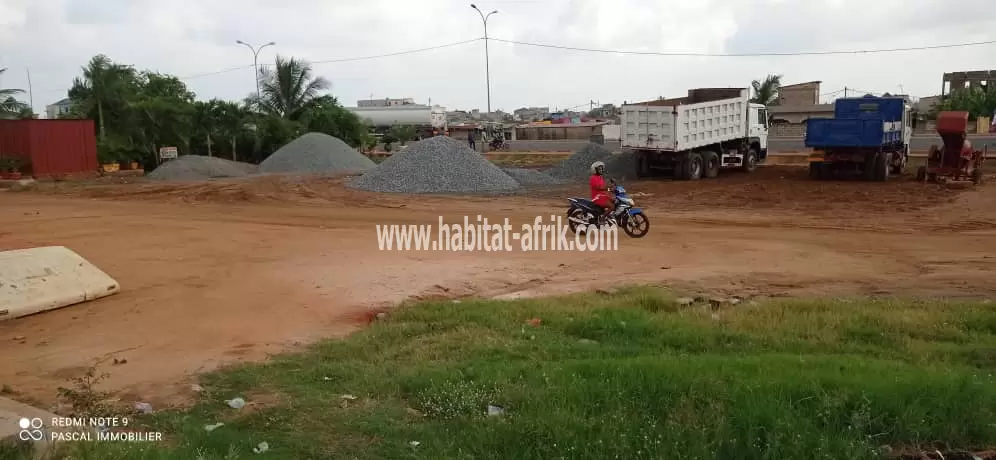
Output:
(702, 151), (720, 179)
(874, 151), (890, 181)
(972, 168), (984, 185)
(916, 166), (927, 182)
(681, 152), (704, 180)
(809, 162), (825, 180)
(741, 148), (759, 173)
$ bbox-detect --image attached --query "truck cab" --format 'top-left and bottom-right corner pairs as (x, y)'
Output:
(747, 103), (769, 159)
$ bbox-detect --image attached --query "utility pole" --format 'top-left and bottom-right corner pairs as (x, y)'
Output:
(25, 68), (34, 117)
(470, 4), (498, 114)
(236, 40), (276, 107)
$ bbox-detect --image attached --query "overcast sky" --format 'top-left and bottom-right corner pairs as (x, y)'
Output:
(1, 0), (994, 116)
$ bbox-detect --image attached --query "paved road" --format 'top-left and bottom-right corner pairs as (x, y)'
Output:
(507, 136), (996, 153)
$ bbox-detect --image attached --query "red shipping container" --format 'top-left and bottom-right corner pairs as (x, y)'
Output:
(0, 119), (98, 178)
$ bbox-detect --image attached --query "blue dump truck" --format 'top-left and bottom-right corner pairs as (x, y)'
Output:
(805, 96), (912, 181)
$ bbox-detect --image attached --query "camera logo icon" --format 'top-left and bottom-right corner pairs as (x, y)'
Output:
(18, 417), (44, 441)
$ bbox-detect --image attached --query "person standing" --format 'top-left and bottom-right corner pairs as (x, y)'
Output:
(468, 130), (476, 151)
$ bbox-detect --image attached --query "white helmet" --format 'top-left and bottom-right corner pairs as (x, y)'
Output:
(590, 161), (605, 174)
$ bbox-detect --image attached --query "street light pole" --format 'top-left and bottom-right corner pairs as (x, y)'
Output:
(470, 4), (497, 114)
(236, 40), (276, 106)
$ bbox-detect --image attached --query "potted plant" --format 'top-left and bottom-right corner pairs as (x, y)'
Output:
(1, 157), (24, 180)
(98, 148), (120, 173)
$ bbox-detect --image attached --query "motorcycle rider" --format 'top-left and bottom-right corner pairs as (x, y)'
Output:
(589, 161), (615, 224)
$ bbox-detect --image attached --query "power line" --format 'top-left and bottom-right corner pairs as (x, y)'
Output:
(488, 37), (996, 57)
(311, 38), (481, 64)
(179, 38), (482, 81)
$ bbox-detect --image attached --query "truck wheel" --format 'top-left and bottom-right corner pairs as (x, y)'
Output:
(702, 151), (720, 178)
(741, 149), (759, 173)
(890, 148), (908, 175)
(681, 152), (704, 180)
(636, 154), (650, 178)
(809, 162), (824, 180)
(863, 153), (877, 181)
(874, 151), (890, 181)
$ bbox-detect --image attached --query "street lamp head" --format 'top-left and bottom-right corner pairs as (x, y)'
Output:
(470, 3), (478, 9)
(236, 40), (246, 45)
(266, 41), (276, 46)
(490, 10), (498, 14)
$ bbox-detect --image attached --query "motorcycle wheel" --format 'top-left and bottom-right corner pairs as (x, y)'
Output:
(620, 212), (650, 238)
(567, 208), (587, 234)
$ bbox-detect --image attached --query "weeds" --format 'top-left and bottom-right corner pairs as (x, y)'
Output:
(56, 367), (115, 418)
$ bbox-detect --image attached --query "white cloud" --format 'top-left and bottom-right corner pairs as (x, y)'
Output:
(0, 0), (993, 114)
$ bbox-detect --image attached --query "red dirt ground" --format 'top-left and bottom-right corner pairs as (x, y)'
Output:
(1, 165), (994, 410)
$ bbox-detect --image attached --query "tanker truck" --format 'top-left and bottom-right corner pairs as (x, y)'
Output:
(620, 88), (769, 180)
(347, 105), (448, 138)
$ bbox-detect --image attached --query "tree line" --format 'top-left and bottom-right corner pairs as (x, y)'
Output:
(2, 55), (376, 166)
(2, 64), (995, 165)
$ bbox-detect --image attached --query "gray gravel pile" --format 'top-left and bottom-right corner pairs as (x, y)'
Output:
(147, 155), (258, 181)
(547, 143), (636, 181)
(350, 136), (520, 194)
(500, 167), (569, 187)
(259, 132), (375, 174)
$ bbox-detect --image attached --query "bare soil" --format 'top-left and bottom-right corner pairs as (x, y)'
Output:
(1, 165), (994, 409)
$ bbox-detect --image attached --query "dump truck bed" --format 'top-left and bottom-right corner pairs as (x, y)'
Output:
(805, 118), (903, 148)
(620, 88), (749, 151)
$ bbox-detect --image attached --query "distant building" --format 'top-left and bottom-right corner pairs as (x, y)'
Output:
(357, 98), (417, 108)
(942, 70), (995, 94)
(777, 81), (821, 106)
(45, 98), (73, 119)
(513, 106), (550, 122)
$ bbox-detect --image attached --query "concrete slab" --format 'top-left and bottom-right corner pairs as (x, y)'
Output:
(0, 396), (60, 456)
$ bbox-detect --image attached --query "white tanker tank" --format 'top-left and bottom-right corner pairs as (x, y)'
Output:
(347, 105), (447, 129)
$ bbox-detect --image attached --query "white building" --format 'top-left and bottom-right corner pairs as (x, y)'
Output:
(45, 98), (73, 119)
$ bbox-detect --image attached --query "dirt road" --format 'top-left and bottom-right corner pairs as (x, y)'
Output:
(1, 166), (994, 408)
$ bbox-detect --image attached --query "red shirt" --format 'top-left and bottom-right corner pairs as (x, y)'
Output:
(589, 174), (606, 199)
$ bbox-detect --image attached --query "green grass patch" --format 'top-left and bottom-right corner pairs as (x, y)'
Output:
(9, 287), (996, 459)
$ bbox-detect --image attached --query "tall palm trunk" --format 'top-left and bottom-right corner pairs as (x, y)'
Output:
(97, 100), (106, 140)
(231, 137), (237, 161)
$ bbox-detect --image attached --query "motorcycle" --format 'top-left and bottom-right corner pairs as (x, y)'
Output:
(566, 182), (650, 238)
(489, 137), (509, 151)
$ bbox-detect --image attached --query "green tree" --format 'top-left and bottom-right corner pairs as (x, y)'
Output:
(214, 101), (249, 161)
(389, 124), (417, 146)
(299, 95), (368, 147)
(69, 55), (138, 140)
(938, 86), (996, 119)
(193, 100), (223, 156)
(251, 55), (330, 120)
(0, 68), (29, 119)
(751, 74), (783, 106)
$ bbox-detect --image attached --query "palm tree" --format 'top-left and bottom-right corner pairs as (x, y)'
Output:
(193, 100), (221, 156)
(750, 74), (783, 106)
(0, 68), (29, 119)
(70, 55), (137, 140)
(251, 55), (330, 120)
(215, 101), (248, 161)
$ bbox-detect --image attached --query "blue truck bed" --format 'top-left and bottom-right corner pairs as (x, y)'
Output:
(804, 96), (906, 148)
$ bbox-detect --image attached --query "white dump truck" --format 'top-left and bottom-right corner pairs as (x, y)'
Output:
(620, 88), (769, 179)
